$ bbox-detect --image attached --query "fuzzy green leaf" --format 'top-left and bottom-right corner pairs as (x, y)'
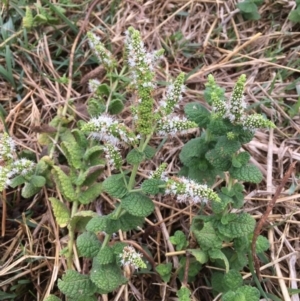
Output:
(78, 183), (103, 205)
(126, 148), (145, 164)
(108, 99), (124, 115)
(169, 230), (188, 251)
(83, 145), (103, 162)
(143, 145), (156, 159)
(81, 165), (104, 186)
(44, 296), (62, 301)
(237, 1), (257, 13)
(232, 152), (250, 167)
(179, 137), (208, 167)
(176, 286), (191, 301)
(236, 286), (260, 301)
(72, 128), (88, 149)
(156, 263), (172, 282)
(94, 246), (115, 265)
(192, 221), (223, 250)
(68, 296), (97, 301)
(215, 136), (241, 156)
(255, 235), (270, 253)
(21, 182), (41, 198)
(289, 9), (300, 23)
(58, 270), (98, 298)
(87, 98), (105, 117)
(178, 257), (201, 282)
(96, 83), (110, 96)
(121, 192), (154, 217)
(31, 175), (46, 188)
(76, 232), (101, 258)
(209, 249), (229, 273)
(9, 175), (26, 188)
(69, 210), (97, 232)
(52, 166), (77, 202)
(61, 140), (83, 169)
(222, 269), (243, 292)
(118, 211), (145, 231)
(102, 174), (128, 198)
(211, 272), (225, 293)
(218, 213), (255, 238)
(222, 291), (245, 301)
(188, 249), (208, 264)
(90, 261), (127, 292)
(86, 215), (121, 235)
(184, 103), (211, 128)
(49, 197), (70, 227)
(205, 149), (231, 171)
(229, 164), (263, 183)
(141, 179), (164, 194)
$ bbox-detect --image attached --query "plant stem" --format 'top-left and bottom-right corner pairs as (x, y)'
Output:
(101, 233), (111, 249)
(67, 200), (79, 269)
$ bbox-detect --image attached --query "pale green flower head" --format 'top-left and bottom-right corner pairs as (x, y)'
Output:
(120, 246), (146, 270)
(87, 31), (116, 70)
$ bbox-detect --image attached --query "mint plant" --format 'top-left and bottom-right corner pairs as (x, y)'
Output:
(43, 27), (223, 301)
(155, 75), (274, 300)
(236, 0), (263, 20)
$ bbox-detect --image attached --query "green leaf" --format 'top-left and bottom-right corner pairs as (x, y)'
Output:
(141, 179), (164, 194)
(78, 183), (103, 205)
(52, 166), (77, 202)
(188, 249), (208, 264)
(61, 141), (83, 169)
(143, 145), (156, 159)
(255, 235), (270, 253)
(81, 165), (104, 187)
(96, 83), (110, 96)
(237, 1), (257, 13)
(215, 136), (241, 156)
(176, 286), (191, 301)
(209, 249), (229, 273)
(156, 263), (172, 282)
(58, 270), (98, 298)
(236, 286), (260, 301)
(102, 174), (128, 198)
(184, 103), (211, 128)
(126, 148), (145, 164)
(31, 175), (46, 188)
(83, 146), (104, 163)
(222, 291), (245, 301)
(218, 213), (255, 238)
(205, 149), (231, 171)
(169, 230), (188, 251)
(69, 210), (98, 232)
(211, 272), (225, 293)
(121, 192), (154, 217)
(118, 211), (145, 231)
(192, 221), (222, 250)
(44, 296), (62, 301)
(49, 197), (70, 227)
(179, 137), (208, 167)
(229, 164), (263, 183)
(76, 232), (101, 258)
(69, 296), (97, 301)
(222, 269), (243, 292)
(233, 152), (250, 167)
(86, 215), (121, 235)
(94, 246), (115, 265)
(288, 9), (300, 23)
(9, 175), (26, 188)
(178, 257), (201, 282)
(87, 98), (105, 117)
(21, 182), (41, 198)
(90, 261), (127, 292)
(69, 210), (97, 232)
(72, 129), (88, 149)
(108, 99), (124, 114)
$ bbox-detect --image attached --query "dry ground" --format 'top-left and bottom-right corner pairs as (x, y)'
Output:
(0, 0), (300, 300)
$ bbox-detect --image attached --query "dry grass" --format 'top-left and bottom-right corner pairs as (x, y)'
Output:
(0, 0), (300, 300)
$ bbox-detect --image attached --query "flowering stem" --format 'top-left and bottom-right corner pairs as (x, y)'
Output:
(105, 66), (127, 113)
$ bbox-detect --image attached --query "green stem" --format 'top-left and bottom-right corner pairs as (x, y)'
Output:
(101, 233), (111, 249)
(67, 200), (78, 269)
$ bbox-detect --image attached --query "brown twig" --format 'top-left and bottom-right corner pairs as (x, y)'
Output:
(251, 161), (297, 279)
